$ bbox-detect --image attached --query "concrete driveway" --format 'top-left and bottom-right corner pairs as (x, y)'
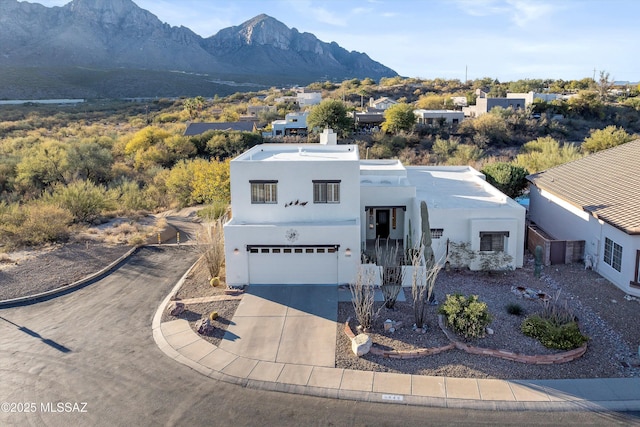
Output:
(219, 285), (337, 367)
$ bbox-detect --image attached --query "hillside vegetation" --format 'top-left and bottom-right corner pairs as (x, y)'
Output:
(1, 76), (638, 250)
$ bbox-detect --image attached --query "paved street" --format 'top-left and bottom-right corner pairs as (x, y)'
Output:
(1, 246), (639, 426)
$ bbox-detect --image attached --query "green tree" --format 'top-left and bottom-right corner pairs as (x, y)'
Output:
(514, 137), (582, 173)
(581, 125), (635, 153)
(382, 103), (416, 134)
(306, 99), (352, 136)
(48, 180), (112, 223)
(481, 162), (529, 199)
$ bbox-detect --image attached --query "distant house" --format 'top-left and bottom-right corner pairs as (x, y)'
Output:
(351, 111), (384, 133)
(274, 89), (322, 107)
(527, 140), (640, 297)
(247, 105), (276, 118)
(369, 97), (397, 110)
(414, 109), (464, 126)
(184, 122), (256, 136)
(463, 90), (525, 117)
(506, 91), (559, 106)
(269, 111), (309, 137)
(451, 96), (468, 107)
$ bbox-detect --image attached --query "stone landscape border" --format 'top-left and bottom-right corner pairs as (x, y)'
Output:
(343, 315), (587, 364)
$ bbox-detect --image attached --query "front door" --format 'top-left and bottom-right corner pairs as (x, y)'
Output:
(376, 209), (390, 238)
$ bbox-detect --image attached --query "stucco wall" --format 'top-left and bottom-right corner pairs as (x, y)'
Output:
(529, 185), (640, 296)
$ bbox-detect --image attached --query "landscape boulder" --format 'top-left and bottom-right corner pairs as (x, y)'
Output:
(195, 317), (215, 335)
(351, 334), (372, 356)
(166, 301), (185, 316)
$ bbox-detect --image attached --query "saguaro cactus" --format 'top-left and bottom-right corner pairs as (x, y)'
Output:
(421, 200), (434, 269)
(534, 245), (543, 278)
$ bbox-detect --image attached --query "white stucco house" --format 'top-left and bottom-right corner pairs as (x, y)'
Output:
(269, 111), (309, 137)
(527, 140), (640, 297)
(224, 144), (526, 287)
(414, 109), (464, 126)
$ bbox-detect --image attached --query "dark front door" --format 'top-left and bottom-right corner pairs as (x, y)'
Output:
(376, 209), (390, 238)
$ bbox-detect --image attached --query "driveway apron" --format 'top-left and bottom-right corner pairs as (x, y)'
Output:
(218, 285), (337, 367)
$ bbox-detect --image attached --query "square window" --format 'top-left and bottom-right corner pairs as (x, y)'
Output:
(294, 248), (303, 254)
(261, 248), (269, 253)
(479, 232), (508, 252)
(250, 181), (277, 204)
(305, 248), (314, 253)
(272, 248), (281, 253)
(317, 248), (325, 253)
(313, 181), (340, 203)
(283, 248), (292, 254)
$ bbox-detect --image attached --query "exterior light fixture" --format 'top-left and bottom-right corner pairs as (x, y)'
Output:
(233, 248), (239, 255)
(345, 248), (352, 257)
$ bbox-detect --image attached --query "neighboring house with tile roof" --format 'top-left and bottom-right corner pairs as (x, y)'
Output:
(527, 139), (640, 296)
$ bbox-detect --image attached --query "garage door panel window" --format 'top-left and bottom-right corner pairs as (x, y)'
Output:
(313, 180), (340, 203)
(250, 180), (278, 204)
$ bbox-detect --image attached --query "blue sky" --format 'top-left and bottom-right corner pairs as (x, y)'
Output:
(34, 0), (640, 83)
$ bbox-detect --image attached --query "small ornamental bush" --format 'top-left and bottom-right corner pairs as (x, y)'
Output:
(439, 293), (492, 339)
(521, 315), (588, 350)
(505, 303), (524, 316)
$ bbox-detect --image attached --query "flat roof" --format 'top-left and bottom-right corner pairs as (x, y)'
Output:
(407, 166), (522, 210)
(233, 144), (359, 162)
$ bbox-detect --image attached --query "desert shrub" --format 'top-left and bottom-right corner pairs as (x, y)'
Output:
(49, 180), (112, 223)
(539, 291), (577, 325)
(439, 293), (492, 338)
(0, 202), (72, 248)
(521, 315), (588, 350)
(506, 303), (524, 316)
(197, 201), (229, 221)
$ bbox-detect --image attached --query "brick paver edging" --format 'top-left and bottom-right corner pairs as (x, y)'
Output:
(343, 316), (587, 364)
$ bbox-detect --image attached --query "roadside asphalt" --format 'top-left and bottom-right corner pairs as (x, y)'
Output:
(3, 244), (640, 412)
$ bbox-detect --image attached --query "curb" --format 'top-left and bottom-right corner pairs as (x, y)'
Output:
(153, 280), (640, 412)
(0, 245), (140, 308)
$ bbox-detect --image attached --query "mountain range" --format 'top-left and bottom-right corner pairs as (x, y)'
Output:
(0, 0), (397, 98)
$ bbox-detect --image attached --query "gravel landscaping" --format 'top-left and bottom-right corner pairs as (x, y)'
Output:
(337, 256), (640, 379)
(4, 240), (640, 381)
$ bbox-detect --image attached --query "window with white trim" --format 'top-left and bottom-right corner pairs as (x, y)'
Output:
(479, 231), (508, 252)
(250, 180), (277, 204)
(603, 237), (623, 272)
(313, 180), (340, 203)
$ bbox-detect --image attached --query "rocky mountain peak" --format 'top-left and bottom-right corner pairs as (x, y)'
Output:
(236, 14), (295, 49)
(64, 0), (153, 28)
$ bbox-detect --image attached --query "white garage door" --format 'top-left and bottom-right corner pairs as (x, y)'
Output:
(247, 245), (339, 285)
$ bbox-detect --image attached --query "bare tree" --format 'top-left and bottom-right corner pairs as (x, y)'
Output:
(349, 266), (377, 331)
(195, 215), (226, 281)
(597, 70), (614, 102)
(375, 238), (403, 309)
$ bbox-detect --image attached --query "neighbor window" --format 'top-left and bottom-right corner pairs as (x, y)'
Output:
(479, 231), (508, 252)
(313, 180), (340, 203)
(250, 180), (277, 204)
(604, 237), (623, 272)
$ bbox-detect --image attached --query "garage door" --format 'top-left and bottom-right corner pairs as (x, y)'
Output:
(247, 245), (339, 285)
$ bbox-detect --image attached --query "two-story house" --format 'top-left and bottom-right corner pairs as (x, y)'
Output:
(224, 143), (526, 287)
